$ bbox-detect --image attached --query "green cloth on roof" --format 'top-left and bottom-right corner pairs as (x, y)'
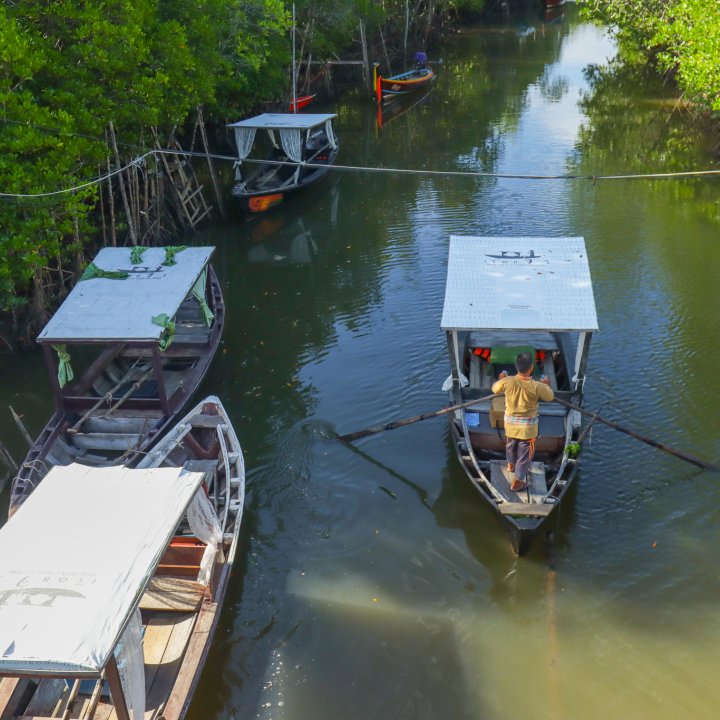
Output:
(162, 246), (188, 266)
(490, 346), (535, 366)
(151, 313), (176, 351)
(191, 268), (214, 326)
(51, 344), (74, 388)
(130, 246), (149, 264)
(79, 263), (129, 281)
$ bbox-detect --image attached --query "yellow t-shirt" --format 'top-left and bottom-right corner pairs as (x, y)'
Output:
(491, 374), (555, 439)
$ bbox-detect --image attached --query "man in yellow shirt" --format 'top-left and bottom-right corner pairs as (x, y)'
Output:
(491, 352), (554, 492)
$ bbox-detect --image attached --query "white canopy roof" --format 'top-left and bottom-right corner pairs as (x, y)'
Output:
(38, 246), (214, 343)
(0, 464), (204, 675)
(227, 113), (336, 130)
(441, 236), (598, 332)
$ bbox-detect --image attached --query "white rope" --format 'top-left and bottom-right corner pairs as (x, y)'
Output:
(2, 147), (720, 199)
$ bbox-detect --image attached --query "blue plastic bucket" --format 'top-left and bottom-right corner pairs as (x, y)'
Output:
(465, 411), (480, 428)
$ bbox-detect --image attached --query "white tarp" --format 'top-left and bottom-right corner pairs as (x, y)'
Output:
(37, 246), (214, 343)
(0, 463), (204, 675)
(441, 236), (599, 332)
(227, 113), (336, 131)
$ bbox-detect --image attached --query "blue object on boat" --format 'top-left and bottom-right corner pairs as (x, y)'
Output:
(466, 411), (480, 427)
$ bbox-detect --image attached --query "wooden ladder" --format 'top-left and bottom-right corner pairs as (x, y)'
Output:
(157, 138), (212, 229)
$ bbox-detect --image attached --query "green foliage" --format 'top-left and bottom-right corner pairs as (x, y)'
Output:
(581, 0), (720, 112)
(0, 0), (290, 321)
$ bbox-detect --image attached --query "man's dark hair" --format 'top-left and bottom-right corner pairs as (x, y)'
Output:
(515, 352), (534, 373)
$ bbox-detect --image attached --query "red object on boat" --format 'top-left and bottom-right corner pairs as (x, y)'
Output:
(289, 94), (316, 111)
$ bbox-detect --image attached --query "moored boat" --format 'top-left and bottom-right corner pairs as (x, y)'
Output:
(0, 427), (244, 720)
(229, 113), (339, 214)
(441, 236), (598, 555)
(379, 67), (435, 102)
(10, 245), (224, 514)
(289, 93), (316, 112)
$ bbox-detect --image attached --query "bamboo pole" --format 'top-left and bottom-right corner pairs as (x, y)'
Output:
(337, 394), (501, 443)
(109, 120), (137, 245)
(553, 396), (720, 472)
(10, 406), (34, 448)
(197, 106), (225, 219)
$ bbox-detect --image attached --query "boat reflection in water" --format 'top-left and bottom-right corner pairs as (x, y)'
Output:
(247, 218), (320, 265)
(376, 84), (434, 131)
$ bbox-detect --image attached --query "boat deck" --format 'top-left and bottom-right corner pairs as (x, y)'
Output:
(0, 608), (198, 720)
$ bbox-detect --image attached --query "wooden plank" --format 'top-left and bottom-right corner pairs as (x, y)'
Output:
(498, 501), (554, 517)
(23, 679), (67, 717)
(186, 414), (224, 429)
(70, 433), (140, 451)
(527, 462), (547, 504)
(0, 678), (34, 720)
(140, 615), (177, 699)
(139, 578), (205, 613)
(143, 614), (196, 719)
(79, 416), (151, 434)
(489, 461), (522, 502)
(160, 603), (218, 720)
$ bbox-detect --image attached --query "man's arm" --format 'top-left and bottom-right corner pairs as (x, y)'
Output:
(491, 376), (508, 394)
(538, 380), (554, 402)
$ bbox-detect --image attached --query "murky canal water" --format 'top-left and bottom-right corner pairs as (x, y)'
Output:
(2, 5), (720, 719)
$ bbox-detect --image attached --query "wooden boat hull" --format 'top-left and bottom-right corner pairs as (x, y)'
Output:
(10, 265), (225, 514)
(289, 94), (316, 111)
(380, 67), (435, 101)
(137, 396), (245, 720)
(448, 415), (576, 555)
(0, 397), (245, 720)
(232, 142), (339, 215)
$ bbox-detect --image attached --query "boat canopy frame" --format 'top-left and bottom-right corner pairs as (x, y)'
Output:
(441, 236), (598, 395)
(228, 113), (338, 182)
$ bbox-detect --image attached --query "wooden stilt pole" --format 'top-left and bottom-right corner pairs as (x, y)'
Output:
(109, 120), (137, 245)
(197, 106), (226, 219)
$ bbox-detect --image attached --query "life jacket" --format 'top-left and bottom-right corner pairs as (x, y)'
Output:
(473, 347), (491, 361)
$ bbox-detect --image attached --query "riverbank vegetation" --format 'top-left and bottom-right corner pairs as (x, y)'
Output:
(0, 0), (480, 346)
(582, 1), (720, 114)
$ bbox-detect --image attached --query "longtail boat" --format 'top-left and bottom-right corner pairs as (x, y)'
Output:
(379, 67), (435, 102)
(229, 113), (339, 214)
(0, 413), (245, 720)
(10, 245), (224, 514)
(441, 236), (598, 555)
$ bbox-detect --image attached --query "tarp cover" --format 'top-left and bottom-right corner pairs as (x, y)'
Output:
(37, 246), (214, 343)
(227, 113), (336, 130)
(441, 236), (598, 332)
(0, 464), (204, 675)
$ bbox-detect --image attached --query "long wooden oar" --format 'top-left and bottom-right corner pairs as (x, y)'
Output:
(553, 396), (720, 472)
(337, 393), (501, 443)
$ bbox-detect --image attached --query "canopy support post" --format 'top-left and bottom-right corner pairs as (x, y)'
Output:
(43, 344), (65, 414)
(105, 656), (131, 720)
(445, 331), (460, 389)
(573, 331), (592, 395)
(152, 347), (170, 416)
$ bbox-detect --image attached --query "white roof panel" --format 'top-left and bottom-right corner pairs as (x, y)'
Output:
(441, 236), (598, 332)
(0, 463), (204, 675)
(38, 246), (214, 343)
(228, 113), (336, 130)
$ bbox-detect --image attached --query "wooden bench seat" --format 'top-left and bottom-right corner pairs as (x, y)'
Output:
(139, 577), (206, 613)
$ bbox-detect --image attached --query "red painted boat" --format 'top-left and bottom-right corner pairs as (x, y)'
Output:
(289, 94), (316, 112)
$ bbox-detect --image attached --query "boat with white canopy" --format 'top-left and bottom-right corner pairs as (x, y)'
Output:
(228, 113), (339, 214)
(441, 236), (598, 555)
(10, 246), (224, 515)
(0, 449), (244, 719)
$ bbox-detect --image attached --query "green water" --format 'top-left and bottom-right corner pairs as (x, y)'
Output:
(1, 5), (719, 719)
